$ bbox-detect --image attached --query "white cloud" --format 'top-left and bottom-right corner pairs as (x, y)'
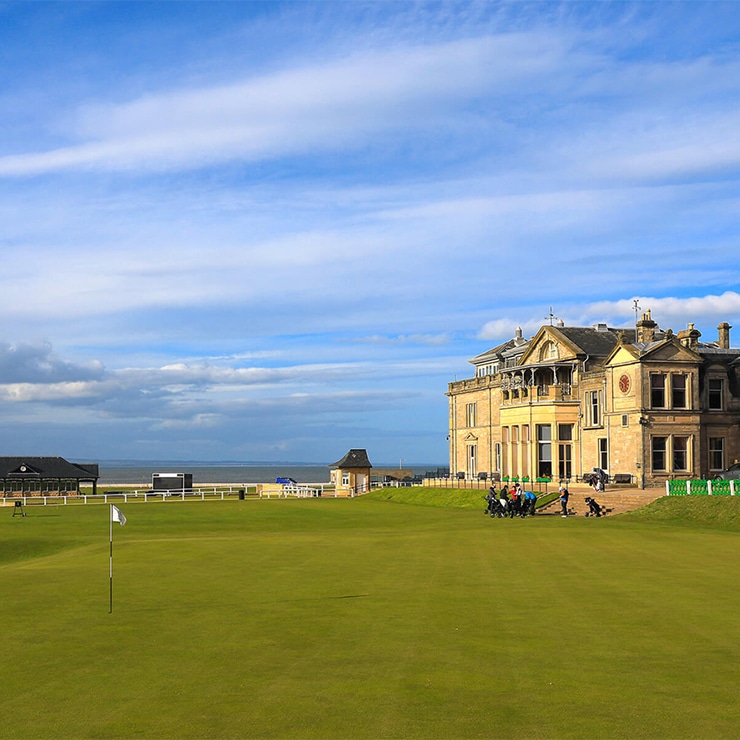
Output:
(0, 34), (569, 176)
(587, 292), (740, 331)
(477, 292), (740, 347)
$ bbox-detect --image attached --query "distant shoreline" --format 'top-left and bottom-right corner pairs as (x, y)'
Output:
(97, 462), (447, 486)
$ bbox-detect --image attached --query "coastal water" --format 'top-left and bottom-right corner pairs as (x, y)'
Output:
(97, 462), (445, 486)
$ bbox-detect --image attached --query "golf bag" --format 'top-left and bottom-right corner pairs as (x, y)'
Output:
(584, 496), (605, 517)
(522, 493), (537, 516)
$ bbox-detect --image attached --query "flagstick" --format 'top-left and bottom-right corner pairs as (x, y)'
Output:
(109, 504), (114, 614)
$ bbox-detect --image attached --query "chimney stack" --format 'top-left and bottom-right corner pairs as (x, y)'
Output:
(636, 309), (657, 343)
(678, 322), (701, 349)
(718, 322), (732, 349)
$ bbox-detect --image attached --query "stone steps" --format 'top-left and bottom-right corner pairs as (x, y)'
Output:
(539, 488), (663, 516)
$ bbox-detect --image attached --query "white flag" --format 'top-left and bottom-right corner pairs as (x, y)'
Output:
(111, 505), (127, 527)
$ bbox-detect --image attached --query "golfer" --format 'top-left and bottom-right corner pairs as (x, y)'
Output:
(559, 485), (569, 518)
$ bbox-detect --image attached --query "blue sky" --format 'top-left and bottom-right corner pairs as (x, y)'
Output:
(1, 1), (739, 464)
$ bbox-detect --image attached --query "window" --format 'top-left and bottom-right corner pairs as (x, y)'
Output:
(558, 424), (573, 441)
(520, 425), (529, 477)
(671, 374), (687, 409)
(540, 341), (559, 361)
(558, 443), (572, 480)
(652, 437), (667, 471)
(465, 402), (477, 427)
(586, 390), (602, 427)
(537, 425), (552, 478)
(495, 443), (502, 473)
(342, 472), (350, 486)
(709, 438), (724, 471)
(476, 363), (499, 377)
(598, 438), (608, 471)
(621, 414), (629, 427)
(708, 379), (724, 410)
(673, 436), (689, 471)
(651, 374), (666, 408)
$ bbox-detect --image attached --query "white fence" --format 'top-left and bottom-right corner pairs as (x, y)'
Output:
(1, 486), (254, 507)
(1, 483), (345, 507)
(260, 484), (335, 498)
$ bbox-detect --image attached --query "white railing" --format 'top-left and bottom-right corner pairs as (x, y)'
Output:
(0, 485), (257, 507)
(259, 483), (335, 498)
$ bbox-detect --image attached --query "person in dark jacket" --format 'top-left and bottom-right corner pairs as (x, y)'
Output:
(559, 485), (569, 517)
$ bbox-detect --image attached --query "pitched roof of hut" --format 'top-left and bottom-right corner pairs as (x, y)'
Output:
(330, 449), (373, 469)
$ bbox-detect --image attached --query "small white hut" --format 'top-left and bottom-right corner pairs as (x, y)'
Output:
(330, 449), (373, 496)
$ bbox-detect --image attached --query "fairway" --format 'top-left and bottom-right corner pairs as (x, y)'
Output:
(1, 497), (738, 739)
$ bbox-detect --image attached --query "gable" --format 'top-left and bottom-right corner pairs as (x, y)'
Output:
(641, 340), (702, 364)
(519, 327), (581, 366)
(8, 462), (41, 477)
(606, 344), (640, 367)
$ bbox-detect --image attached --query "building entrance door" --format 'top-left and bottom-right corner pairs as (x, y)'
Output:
(467, 445), (477, 478)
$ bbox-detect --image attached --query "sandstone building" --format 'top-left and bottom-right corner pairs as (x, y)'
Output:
(447, 312), (740, 488)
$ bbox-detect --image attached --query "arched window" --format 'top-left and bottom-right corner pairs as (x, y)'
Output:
(540, 341), (558, 361)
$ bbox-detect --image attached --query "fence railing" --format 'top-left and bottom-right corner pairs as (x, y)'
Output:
(260, 484), (334, 498)
(1, 486), (258, 507)
(665, 479), (736, 496)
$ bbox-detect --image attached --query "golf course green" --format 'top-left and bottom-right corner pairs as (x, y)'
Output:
(1, 492), (738, 738)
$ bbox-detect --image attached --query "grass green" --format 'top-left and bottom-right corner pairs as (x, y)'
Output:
(1, 493), (738, 738)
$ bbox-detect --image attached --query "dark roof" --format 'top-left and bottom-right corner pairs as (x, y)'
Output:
(697, 347), (740, 362)
(471, 338), (518, 364)
(556, 326), (636, 358)
(0, 457), (99, 480)
(330, 449), (373, 469)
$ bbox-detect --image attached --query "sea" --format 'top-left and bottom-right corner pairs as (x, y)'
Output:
(96, 461), (447, 486)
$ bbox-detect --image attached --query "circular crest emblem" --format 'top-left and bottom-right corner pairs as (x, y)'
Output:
(618, 374), (631, 394)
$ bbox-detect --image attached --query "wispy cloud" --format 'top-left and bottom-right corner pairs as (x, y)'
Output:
(0, 34), (567, 176)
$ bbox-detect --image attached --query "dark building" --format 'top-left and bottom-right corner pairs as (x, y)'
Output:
(0, 457), (99, 496)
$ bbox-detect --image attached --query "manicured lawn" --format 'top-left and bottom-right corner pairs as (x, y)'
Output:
(0, 495), (738, 738)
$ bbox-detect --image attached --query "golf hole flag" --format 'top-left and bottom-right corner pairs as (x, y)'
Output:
(109, 505), (126, 613)
(111, 504), (126, 526)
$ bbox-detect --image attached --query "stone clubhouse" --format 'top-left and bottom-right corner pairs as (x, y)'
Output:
(447, 310), (740, 488)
